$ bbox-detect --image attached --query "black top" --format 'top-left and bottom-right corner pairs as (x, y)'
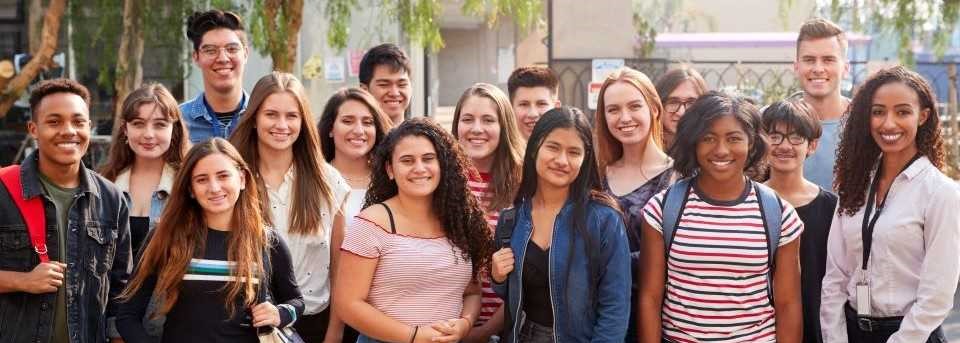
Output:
(116, 229), (304, 343)
(521, 240), (553, 326)
(129, 216), (150, 259)
(795, 189), (838, 343)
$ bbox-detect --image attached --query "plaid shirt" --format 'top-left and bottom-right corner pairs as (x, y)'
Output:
(180, 91), (248, 143)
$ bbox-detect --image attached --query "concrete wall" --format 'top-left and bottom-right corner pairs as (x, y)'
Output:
(551, 0), (634, 59)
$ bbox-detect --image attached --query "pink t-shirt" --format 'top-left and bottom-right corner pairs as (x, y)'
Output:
(341, 217), (473, 326)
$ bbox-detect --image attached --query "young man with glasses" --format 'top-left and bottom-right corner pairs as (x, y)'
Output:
(180, 10), (250, 143)
(761, 99), (838, 343)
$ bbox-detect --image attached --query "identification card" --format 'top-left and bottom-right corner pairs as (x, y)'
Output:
(856, 283), (871, 315)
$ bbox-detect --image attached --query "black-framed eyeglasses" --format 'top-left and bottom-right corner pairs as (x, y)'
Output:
(664, 98), (697, 113)
(767, 132), (807, 145)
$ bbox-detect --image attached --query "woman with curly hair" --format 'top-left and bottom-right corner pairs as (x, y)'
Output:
(450, 83), (525, 342)
(820, 65), (960, 343)
(638, 92), (804, 343)
(335, 118), (493, 343)
(490, 107), (631, 342)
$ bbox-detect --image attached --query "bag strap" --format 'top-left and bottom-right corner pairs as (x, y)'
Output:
(754, 182), (783, 305)
(0, 165), (49, 263)
(661, 178), (692, 253)
(494, 207), (518, 250)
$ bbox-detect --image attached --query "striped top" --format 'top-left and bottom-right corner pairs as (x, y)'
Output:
(642, 181), (803, 343)
(341, 217), (472, 326)
(468, 172), (504, 325)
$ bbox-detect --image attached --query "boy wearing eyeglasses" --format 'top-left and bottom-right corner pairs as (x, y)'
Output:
(762, 99), (838, 343)
(180, 10), (250, 143)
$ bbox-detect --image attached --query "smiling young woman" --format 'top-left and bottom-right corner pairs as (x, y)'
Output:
(821, 65), (960, 343)
(638, 92), (803, 343)
(229, 72), (350, 343)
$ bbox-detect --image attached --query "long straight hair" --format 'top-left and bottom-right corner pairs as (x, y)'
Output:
(100, 83), (188, 181)
(593, 68), (665, 174)
(514, 107), (619, 305)
(229, 72), (336, 235)
(451, 83), (525, 211)
(120, 138), (267, 316)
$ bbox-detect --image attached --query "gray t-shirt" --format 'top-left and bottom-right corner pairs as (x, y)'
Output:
(804, 118), (842, 190)
(38, 174), (76, 343)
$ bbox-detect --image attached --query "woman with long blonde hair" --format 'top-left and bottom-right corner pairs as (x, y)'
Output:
(230, 72), (350, 343)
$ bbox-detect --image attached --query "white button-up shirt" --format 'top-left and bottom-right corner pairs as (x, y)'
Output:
(265, 164), (349, 315)
(820, 156), (960, 342)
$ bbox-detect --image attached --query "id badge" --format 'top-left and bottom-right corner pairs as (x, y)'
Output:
(856, 283), (871, 316)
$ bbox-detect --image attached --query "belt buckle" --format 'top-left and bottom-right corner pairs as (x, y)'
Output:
(857, 317), (875, 332)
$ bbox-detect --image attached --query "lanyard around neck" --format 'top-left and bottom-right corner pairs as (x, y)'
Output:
(860, 154), (921, 271)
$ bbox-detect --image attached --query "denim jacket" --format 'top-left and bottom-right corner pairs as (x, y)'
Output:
(493, 199), (631, 343)
(113, 164), (175, 228)
(180, 91), (248, 144)
(0, 151), (132, 343)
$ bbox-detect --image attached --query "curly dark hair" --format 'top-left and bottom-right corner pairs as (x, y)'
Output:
(835, 65), (945, 216)
(365, 117), (493, 278)
(29, 78), (91, 119)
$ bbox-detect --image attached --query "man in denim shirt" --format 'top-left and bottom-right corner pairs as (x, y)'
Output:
(180, 10), (249, 143)
(0, 79), (131, 343)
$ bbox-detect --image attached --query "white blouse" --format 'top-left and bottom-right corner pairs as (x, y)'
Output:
(820, 156), (960, 343)
(265, 164), (349, 315)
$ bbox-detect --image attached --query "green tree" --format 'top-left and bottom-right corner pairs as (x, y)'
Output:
(782, 0), (960, 65)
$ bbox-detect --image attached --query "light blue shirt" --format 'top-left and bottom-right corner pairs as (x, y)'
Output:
(804, 118), (841, 190)
(180, 91), (248, 143)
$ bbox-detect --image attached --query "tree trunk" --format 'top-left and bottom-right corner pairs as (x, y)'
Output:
(28, 0), (44, 54)
(114, 0), (145, 116)
(279, 0), (303, 73)
(262, 0), (302, 73)
(949, 63), (959, 177)
(0, 0), (66, 118)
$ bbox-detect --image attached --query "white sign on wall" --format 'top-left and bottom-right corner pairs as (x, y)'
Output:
(591, 58), (625, 82)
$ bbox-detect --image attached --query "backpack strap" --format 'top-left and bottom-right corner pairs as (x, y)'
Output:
(661, 178), (692, 253)
(0, 165), (49, 263)
(494, 207), (518, 250)
(754, 181), (783, 305)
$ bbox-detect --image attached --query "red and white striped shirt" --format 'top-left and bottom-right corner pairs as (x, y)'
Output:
(642, 183), (803, 343)
(468, 172), (504, 326)
(341, 217), (472, 326)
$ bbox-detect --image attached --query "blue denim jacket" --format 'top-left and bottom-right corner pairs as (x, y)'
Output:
(0, 151), (132, 343)
(180, 91), (248, 144)
(113, 164), (175, 228)
(493, 199), (631, 343)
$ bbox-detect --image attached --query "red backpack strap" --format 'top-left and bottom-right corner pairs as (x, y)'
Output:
(0, 165), (49, 263)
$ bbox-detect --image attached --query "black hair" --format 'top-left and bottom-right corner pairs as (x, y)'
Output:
(365, 117), (492, 278)
(358, 43), (411, 86)
(760, 99), (822, 140)
(669, 91), (767, 178)
(514, 106), (619, 318)
(186, 10), (245, 51)
(29, 78), (91, 120)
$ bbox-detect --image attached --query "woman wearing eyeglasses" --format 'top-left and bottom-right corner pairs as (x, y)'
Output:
(761, 99), (838, 343)
(654, 66), (708, 150)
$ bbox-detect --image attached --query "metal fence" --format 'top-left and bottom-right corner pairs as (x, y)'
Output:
(552, 58), (960, 111)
